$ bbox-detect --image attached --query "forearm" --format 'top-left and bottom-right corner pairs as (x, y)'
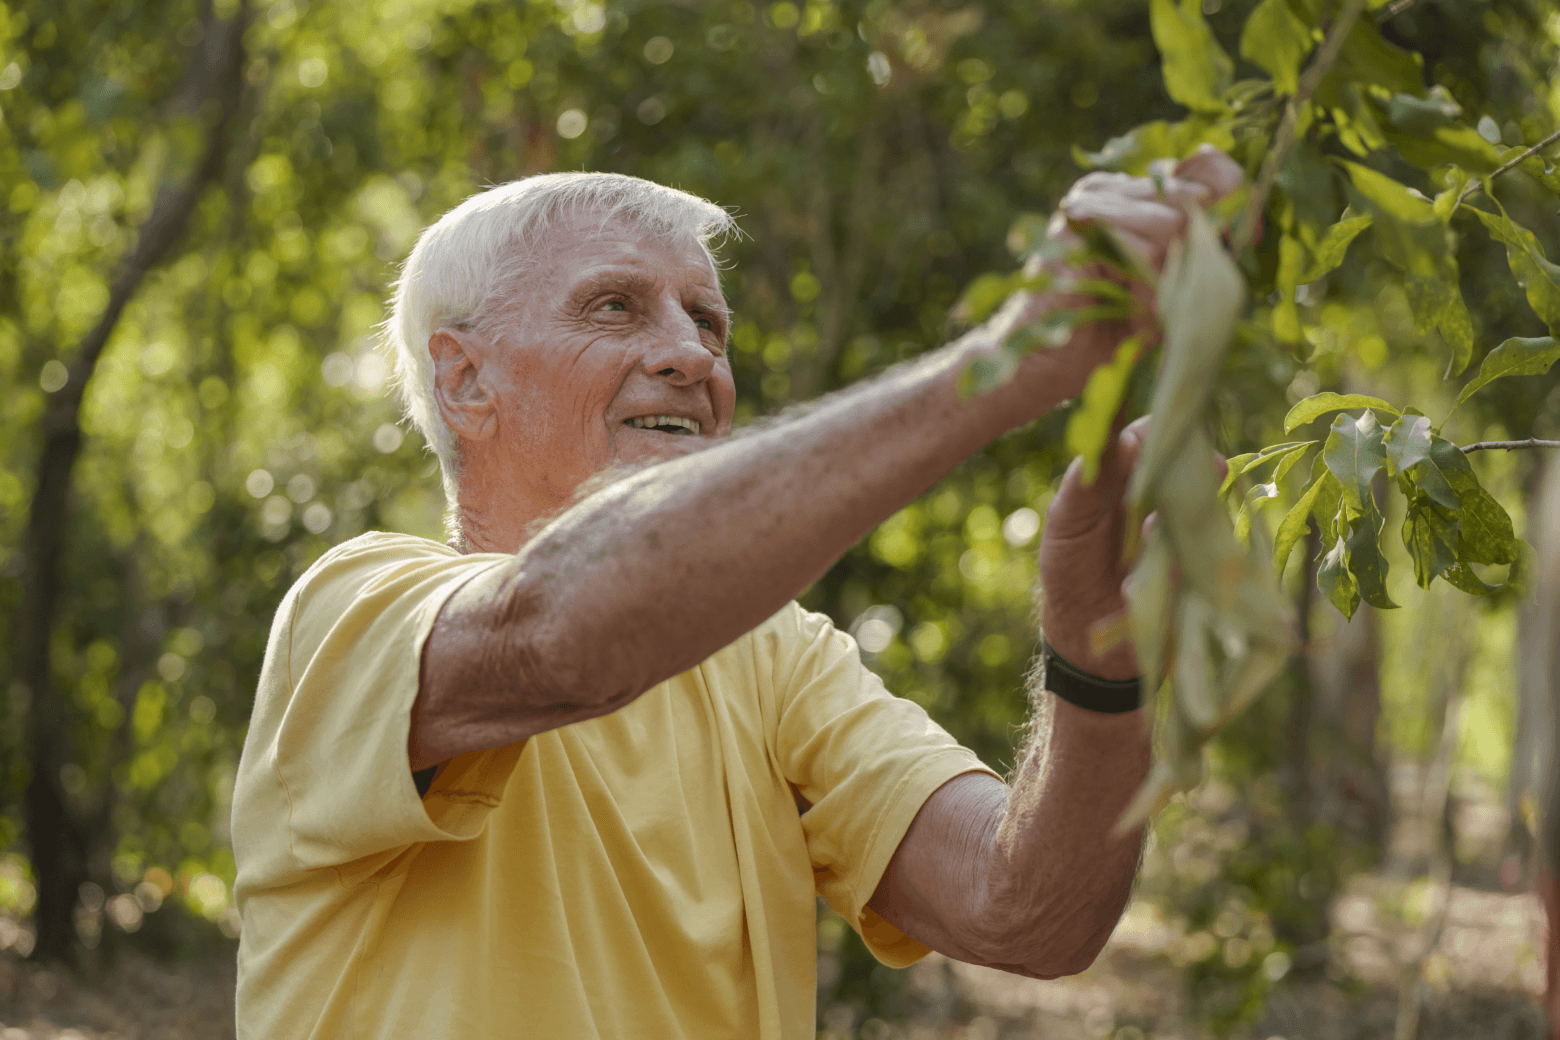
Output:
(977, 694), (1152, 974)
(870, 692), (1151, 978)
(502, 336), (1046, 704)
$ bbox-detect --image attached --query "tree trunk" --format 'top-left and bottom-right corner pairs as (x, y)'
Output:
(14, 1), (246, 964)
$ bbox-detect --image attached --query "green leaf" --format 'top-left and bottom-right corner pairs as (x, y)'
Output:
(1129, 205), (1247, 504)
(1343, 501), (1399, 609)
(1075, 122), (1177, 175)
(1402, 495), (1460, 589)
(1470, 206), (1560, 337)
(1125, 528), (1176, 697)
(1066, 337), (1143, 484)
(1457, 484), (1519, 565)
(1433, 169), (1473, 222)
(1219, 453), (1258, 498)
(1272, 442), (1313, 485)
(1234, 481), (1281, 546)
(1071, 277), (1138, 306)
(1421, 434), (1475, 503)
(1150, 0), (1234, 114)
(1406, 457), (1458, 510)
(1441, 562), (1501, 596)
(1447, 336), (1560, 418)
(1224, 441), (1316, 499)
(1341, 162), (1439, 262)
(1383, 414), (1432, 478)
(1382, 123), (1505, 178)
(1383, 87), (1462, 135)
(1317, 532), (1361, 619)
(1402, 275), (1475, 378)
(1318, 16), (1424, 101)
(1322, 410), (1387, 511)
(1408, 436), (1519, 565)
(1274, 466), (1328, 579)
(1284, 392), (1399, 433)
(1343, 161), (1476, 376)
(1240, 0), (1313, 95)
(1312, 459), (1344, 552)
(1175, 595), (1219, 731)
(1296, 214), (1372, 285)
(955, 270), (1049, 324)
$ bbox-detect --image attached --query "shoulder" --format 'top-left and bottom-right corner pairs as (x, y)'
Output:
(278, 531), (505, 656)
(285, 531), (462, 614)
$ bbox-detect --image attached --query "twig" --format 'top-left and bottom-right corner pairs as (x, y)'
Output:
(1448, 126), (1560, 214)
(1375, 0), (1421, 21)
(1461, 438), (1560, 453)
(1232, 0), (1371, 257)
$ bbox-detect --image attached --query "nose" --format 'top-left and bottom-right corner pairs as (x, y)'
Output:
(639, 311), (716, 386)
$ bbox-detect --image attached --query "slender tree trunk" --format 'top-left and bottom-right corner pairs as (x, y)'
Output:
(1286, 525), (1319, 828)
(13, 1), (246, 964)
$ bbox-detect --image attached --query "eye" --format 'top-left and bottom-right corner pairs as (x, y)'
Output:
(694, 316), (714, 331)
(603, 300), (627, 312)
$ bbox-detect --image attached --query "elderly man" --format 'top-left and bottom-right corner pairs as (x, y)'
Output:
(232, 154), (1239, 1038)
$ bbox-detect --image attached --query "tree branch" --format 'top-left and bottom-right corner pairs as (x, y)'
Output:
(1233, 0), (1370, 257)
(1452, 126), (1560, 212)
(1460, 438), (1560, 453)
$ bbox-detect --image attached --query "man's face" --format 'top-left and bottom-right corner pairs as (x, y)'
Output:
(477, 211), (736, 505)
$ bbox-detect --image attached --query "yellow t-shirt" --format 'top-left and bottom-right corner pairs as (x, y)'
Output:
(232, 531), (996, 1039)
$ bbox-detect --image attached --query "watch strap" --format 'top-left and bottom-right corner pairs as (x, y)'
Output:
(1041, 640), (1142, 714)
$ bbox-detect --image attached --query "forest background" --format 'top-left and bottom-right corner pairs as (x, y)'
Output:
(3, 0), (1560, 1037)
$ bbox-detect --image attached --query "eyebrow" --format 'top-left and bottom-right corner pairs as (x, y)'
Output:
(563, 267), (660, 311)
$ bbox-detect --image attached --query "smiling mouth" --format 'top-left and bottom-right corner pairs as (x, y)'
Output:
(624, 415), (702, 435)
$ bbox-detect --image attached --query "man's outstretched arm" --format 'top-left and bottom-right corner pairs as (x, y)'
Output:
(407, 168), (1215, 771)
(867, 418), (1155, 977)
(411, 147), (1244, 773)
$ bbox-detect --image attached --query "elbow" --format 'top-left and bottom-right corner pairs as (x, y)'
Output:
(962, 886), (1121, 979)
(488, 568), (633, 716)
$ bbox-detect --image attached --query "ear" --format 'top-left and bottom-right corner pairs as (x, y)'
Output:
(429, 328), (498, 443)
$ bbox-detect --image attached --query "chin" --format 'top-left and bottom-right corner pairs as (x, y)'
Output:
(613, 434), (710, 467)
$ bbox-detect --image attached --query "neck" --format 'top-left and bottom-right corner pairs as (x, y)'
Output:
(451, 460), (563, 555)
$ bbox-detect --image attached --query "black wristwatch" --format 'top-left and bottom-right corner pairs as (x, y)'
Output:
(1040, 640), (1142, 714)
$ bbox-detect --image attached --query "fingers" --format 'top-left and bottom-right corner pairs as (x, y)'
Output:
(1172, 144), (1245, 201)
(1118, 415), (1150, 472)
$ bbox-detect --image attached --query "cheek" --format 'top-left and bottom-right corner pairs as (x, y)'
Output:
(712, 363), (737, 433)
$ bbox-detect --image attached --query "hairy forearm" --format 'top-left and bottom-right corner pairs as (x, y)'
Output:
(978, 693), (1152, 974)
(525, 340), (1034, 688)
(870, 690), (1151, 978)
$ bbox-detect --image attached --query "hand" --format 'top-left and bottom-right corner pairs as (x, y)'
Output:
(1037, 416), (1231, 683)
(982, 145), (1246, 414)
(1036, 416), (1148, 682)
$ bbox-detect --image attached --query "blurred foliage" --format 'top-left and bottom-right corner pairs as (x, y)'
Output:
(1, 0), (1558, 1035)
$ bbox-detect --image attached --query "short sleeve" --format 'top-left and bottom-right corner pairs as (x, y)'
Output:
(766, 604), (999, 967)
(268, 534), (520, 873)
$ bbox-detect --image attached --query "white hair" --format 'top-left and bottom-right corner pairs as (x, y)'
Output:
(382, 172), (736, 506)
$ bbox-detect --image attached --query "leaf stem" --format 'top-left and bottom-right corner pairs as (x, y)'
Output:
(1232, 0), (1370, 257)
(1451, 126), (1560, 212)
(1460, 438), (1560, 453)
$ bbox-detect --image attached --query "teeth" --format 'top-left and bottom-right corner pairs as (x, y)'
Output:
(626, 415), (701, 434)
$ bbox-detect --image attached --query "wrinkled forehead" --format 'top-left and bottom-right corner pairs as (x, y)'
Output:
(526, 208), (725, 296)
